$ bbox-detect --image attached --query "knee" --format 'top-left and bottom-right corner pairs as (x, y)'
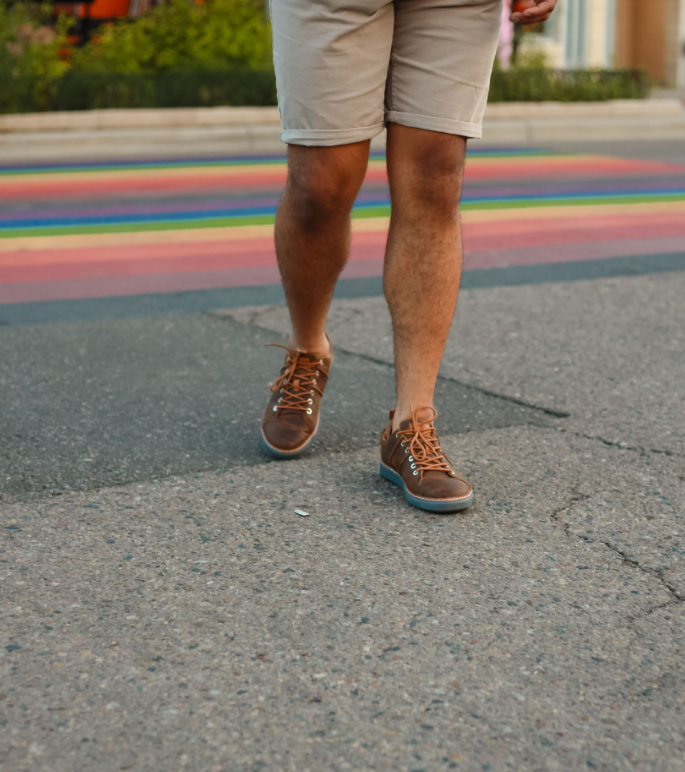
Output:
(285, 150), (367, 230)
(394, 136), (466, 218)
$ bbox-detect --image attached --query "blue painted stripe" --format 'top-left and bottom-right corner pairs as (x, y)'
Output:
(1, 187), (684, 230)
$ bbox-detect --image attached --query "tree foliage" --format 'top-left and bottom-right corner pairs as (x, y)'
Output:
(70, 0), (272, 74)
(0, 1), (69, 81)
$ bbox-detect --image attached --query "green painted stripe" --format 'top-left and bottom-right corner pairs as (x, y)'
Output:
(460, 193), (685, 210)
(0, 159), (289, 177)
(0, 214), (278, 239)
(1, 192), (682, 239)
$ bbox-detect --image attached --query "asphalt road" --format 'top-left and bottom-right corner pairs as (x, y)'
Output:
(0, 312), (551, 502)
(1, 140), (684, 772)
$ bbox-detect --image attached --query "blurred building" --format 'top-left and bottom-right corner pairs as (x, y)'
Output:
(517, 0), (685, 86)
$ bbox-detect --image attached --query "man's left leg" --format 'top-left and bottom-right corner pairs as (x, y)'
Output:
(384, 123), (465, 429)
(379, 123), (473, 513)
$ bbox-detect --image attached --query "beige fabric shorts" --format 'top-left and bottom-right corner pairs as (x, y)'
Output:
(271, 0), (503, 146)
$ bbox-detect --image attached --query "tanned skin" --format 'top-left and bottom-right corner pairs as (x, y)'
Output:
(274, 0), (557, 431)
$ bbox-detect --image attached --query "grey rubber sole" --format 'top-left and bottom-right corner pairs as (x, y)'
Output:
(380, 462), (473, 513)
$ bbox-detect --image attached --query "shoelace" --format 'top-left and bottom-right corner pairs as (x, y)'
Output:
(397, 406), (453, 479)
(267, 344), (327, 415)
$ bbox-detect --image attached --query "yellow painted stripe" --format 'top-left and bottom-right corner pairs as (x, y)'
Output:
(2, 199), (683, 254)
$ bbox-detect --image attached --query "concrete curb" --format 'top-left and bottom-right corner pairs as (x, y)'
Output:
(0, 100), (681, 134)
(0, 106), (282, 133)
(0, 100), (683, 161)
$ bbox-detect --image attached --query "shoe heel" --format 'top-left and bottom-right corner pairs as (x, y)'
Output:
(379, 462), (403, 487)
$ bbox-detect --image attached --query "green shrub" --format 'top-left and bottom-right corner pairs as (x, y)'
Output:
(0, 0), (70, 112)
(36, 69), (277, 110)
(489, 62), (650, 102)
(70, 0), (272, 74)
(0, 0), (650, 115)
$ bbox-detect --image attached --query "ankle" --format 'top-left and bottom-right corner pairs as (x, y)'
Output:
(392, 402), (435, 432)
(288, 333), (331, 358)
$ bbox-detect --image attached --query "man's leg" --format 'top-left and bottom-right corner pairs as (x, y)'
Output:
(378, 124), (473, 512)
(383, 123), (466, 430)
(260, 140), (370, 458)
(275, 141), (371, 356)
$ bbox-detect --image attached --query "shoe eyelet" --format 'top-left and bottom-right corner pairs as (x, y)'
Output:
(408, 456), (413, 462)
(319, 360), (323, 365)
(308, 398), (313, 405)
(310, 389), (314, 395)
(413, 470), (418, 476)
(404, 448), (409, 454)
(410, 463), (416, 469)
(316, 371), (320, 376)
(306, 408), (312, 415)
(272, 406), (278, 412)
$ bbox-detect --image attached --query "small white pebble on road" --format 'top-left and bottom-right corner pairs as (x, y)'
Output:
(295, 509), (310, 517)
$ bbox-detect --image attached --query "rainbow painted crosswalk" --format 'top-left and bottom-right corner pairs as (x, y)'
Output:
(1, 148), (684, 306)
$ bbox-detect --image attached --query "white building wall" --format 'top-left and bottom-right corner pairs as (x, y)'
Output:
(517, 0), (683, 81)
(587, 0), (616, 67)
(678, 0), (685, 87)
(519, 0), (614, 68)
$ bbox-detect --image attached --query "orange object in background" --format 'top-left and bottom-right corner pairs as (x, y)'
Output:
(77, 0), (131, 19)
(513, 0), (535, 10)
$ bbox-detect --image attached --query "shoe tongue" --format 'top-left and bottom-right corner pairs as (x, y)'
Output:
(414, 406), (436, 424)
(398, 407), (435, 431)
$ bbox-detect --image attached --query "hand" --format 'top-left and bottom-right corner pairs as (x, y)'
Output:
(510, 0), (557, 25)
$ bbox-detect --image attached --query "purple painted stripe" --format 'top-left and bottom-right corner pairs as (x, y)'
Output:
(0, 189), (389, 222)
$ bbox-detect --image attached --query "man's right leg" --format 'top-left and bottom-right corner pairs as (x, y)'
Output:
(275, 141), (371, 356)
(261, 140), (370, 458)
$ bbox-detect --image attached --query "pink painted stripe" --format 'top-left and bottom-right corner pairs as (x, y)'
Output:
(463, 235), (685, 270)
(0, 242), (382, 285)
(3, 214), (684, 285)
(2, 235), (683, 305)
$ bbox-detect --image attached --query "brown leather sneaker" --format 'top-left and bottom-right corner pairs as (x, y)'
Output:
(261, 341), (332, 458)
(380, 407), (473, 513)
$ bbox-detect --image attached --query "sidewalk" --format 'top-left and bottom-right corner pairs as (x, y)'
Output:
(1, 99), (684, 161)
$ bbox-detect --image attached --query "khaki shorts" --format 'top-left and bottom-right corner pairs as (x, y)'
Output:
(271, 0), (503, 146)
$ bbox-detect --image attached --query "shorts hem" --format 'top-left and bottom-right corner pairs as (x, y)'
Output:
(385, 111), (483, 139)
(280, 123), (385, 147)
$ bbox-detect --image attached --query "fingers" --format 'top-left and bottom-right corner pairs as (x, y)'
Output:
(510, 11), (552, 24)
(509, 0), (556, 23)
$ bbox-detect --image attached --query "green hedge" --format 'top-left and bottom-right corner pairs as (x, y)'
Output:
(489, 66), (650, 102)
(0, 70), (278, 113)
(1, 67), (649, 114)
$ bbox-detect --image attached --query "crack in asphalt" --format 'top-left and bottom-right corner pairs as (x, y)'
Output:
(212, 314), (571, 420)
(551, 491), (684, 612)
(578, 432), (682, 459)
(599, 541), (684, 605)
(322, 345), (571, 419)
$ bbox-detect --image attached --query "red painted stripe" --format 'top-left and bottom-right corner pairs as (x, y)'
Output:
(3, 214), (683, 284)
(463, 217), (685, 252)
(0, 240), (383, 284)
(1, 157), (682, 200)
